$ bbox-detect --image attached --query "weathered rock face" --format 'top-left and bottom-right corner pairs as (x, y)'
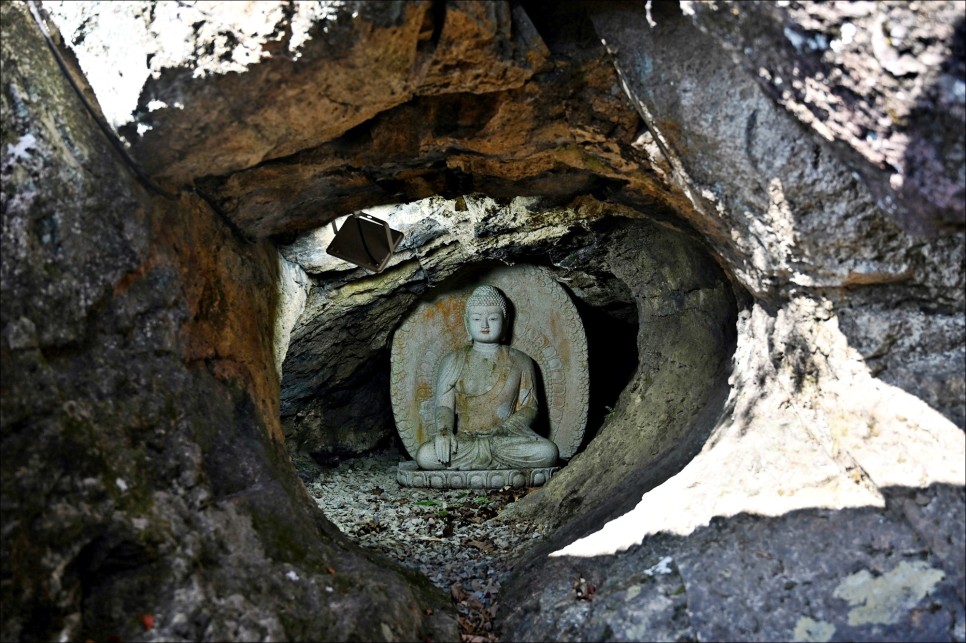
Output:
(2, 3), (454, 642)
(681, 0), (965, 237)
(3, 0), (964, 641)
(587, 0), (965, 428)
(502, 483), (966, 642)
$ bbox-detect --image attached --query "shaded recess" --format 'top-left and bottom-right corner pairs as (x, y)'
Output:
(279, 207), (738, 531)
(279, 243), (642, 473)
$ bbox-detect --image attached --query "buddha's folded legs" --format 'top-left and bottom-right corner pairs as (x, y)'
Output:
(487, 434), (558, 469)
(414, 433), (558, 470)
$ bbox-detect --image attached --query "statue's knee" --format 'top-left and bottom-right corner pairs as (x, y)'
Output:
(539, 439), (559, 466)
(415, 443), (443, 470)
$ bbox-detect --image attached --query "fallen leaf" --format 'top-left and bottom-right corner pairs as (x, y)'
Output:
(326, 566), (337, 575)
(139, 614), (154, 631)
(451, 583), (467, 602)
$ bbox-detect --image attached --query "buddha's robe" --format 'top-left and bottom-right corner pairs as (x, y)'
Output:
(415, 345), (558, 470)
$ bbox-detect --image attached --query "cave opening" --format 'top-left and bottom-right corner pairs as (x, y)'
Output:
(275, 197), (656, 477)
(271, 194), (739, 639)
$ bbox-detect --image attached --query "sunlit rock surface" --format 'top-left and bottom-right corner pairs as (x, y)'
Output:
(681, 0), (965, 236)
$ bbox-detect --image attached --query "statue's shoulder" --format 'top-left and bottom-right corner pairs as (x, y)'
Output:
(441, 345), (472, 362)
(505, 345), (536, 367)
(437, 346), (471, 373)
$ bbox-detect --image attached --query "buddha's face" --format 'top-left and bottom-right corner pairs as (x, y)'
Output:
(467, 305), (504, 344)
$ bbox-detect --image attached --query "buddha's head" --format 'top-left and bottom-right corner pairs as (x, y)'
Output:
(464, 285), (508, 344)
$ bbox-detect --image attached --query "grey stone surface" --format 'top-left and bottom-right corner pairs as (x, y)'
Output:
(273, 253), (310, 380)
(681, 0), (965, 236)
(505, 216), (739, 537)
(501, 537), (694, 643)
(502, 484), (966, 643)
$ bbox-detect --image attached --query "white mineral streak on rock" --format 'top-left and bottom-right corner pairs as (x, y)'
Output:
(45, 1), (303, 130)
(5, 133), (36, 161)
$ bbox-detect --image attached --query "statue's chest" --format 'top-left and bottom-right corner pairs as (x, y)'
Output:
(458, 351), (517, 398)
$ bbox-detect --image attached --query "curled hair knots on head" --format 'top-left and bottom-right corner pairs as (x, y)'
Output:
(465, 285), (507, 318)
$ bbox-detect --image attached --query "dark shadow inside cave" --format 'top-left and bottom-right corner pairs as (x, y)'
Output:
(572, 295), (639, 451)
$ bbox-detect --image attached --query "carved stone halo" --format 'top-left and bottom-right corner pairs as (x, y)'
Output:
(390, 264), (589, 462)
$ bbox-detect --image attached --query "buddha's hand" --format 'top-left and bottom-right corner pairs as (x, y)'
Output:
(434, 431), (456, 465)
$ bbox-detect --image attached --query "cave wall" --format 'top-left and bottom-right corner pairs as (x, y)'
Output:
(1, 3), (454, 641)
(590, 0), (965, 428)
(502, 211), (738, 531)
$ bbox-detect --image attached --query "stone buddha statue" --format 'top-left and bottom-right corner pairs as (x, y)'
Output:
(392, 265), (588, 489)
(413, 286), (559, 471)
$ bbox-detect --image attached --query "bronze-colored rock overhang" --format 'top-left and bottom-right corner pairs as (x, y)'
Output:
(119, 1), (554, 190)
(195, 56), (686, 240)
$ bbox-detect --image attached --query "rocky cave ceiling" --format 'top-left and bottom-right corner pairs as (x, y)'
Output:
(145, 1), (680, 242)
(46, 0), (965, 243)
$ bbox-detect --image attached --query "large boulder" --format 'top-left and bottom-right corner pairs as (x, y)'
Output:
(3, 0), (963, 641)
(1, 3), (454, 641)
(500, 4), (965, 640)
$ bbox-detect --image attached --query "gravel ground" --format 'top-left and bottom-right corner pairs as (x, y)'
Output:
(307, 447), (550, 642)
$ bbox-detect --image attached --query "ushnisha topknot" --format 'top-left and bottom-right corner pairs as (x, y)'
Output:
(465, 285), (507, 318)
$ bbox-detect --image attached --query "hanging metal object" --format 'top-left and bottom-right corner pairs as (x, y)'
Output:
(325, 213), (404, 273)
